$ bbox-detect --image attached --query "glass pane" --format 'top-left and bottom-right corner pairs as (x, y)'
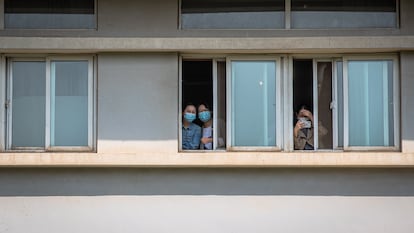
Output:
(5, 0), (95, 29)
(216, 61), (226, 149)
(317, 62), (333, 149)
(347, 60), (394, 147)
(291, 0), (396, 28)
(181, 0), (285, 29)
(51, 61), (89, 146)
(11, 61), (46, 148)
(231, 61), (276, 147)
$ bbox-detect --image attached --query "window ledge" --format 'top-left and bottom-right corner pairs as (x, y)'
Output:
(0, 152), (413, 167)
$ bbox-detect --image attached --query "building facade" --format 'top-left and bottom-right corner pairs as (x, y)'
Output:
(0, 0), (414, 232)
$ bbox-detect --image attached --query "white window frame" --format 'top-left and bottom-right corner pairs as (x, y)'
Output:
(179, 55), (227, 152)
(6, 55), (95, 151)
(342, 55), (399, 151)
(226, 56), (283, 151)
(312, 58), (337, 151)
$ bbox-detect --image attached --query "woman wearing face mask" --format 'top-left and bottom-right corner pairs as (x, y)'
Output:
(198, 103), (213, 150)
(182, 103), (201, 150)
(294, 105), (314, 150)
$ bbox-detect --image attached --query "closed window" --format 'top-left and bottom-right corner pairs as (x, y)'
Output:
(7, 57), (95, 151)
(4, 0), (95, 29)
(229, 59), (281, 149)
(291, 0), (397, 28)
(343, 58), (398, 149)
(181, 0), (285, 29)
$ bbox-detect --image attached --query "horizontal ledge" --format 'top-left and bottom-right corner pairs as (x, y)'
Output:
(0, 152), (414, 167)
(0, 36), (413, 52)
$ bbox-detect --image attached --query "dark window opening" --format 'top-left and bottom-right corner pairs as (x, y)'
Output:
(5, 0), (94, 14)
(293, 59), (334, 150)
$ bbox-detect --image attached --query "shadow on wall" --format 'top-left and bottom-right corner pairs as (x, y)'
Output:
(1, 168), (414, 197)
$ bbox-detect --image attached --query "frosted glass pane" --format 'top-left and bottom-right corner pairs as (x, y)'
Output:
(5, 14), (95, 29)
(348, 61), (394, 147)
(51, 61), (89, 146)
(231, 61), (276, 147)
(11, 61), (46, 148)
(292, 11), (396, 28)
(182, 12), (284, 29)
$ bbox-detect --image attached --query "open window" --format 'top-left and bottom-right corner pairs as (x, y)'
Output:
(292, 56), (399, 151)
(180, 59), (226, 151)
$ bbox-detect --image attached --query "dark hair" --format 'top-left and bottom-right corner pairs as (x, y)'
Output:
(183, 102), (196, 112)
(297, 105), (312, 113)
(197, 102), (210, 111)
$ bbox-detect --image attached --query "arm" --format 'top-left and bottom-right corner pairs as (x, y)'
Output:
(189, 126), (202, 149)
(294, 121), (306, 150)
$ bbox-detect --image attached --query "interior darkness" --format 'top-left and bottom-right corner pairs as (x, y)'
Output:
(293, 59), (313, 121)
(182, 60), (213, 125)
(5, 0), (95, 14)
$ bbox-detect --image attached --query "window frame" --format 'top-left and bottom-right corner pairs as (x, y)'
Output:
(342, 55), (400, 151)
(5, 55), (95, 152)
(226, 56), (283, 151)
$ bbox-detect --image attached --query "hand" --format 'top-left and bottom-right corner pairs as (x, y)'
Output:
(201, 137), (212, 145)
(294, 121), (304, 138)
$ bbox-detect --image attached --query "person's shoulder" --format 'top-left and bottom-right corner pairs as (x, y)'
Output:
(190, 123), (201, 129)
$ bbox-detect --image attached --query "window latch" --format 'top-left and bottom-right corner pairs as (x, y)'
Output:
(330, 101), (335, 110)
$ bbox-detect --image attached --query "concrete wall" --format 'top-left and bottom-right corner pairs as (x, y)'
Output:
(0, 0), (413, 37)
(401, 52), (414, 153)
(97, 53), (178, 153)
(1, 168), (414, 233)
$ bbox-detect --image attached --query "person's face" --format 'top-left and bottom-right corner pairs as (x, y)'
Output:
(198, 104), (208, 113)
(184, 105), (196, 115)
(298, 109), (312, 119)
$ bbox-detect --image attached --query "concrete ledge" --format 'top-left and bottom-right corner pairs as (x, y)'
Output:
(0, 36), (413, 53)
(0, 152), (414, 167)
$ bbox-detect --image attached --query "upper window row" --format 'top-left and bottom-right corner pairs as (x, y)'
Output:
(181, 0), (398, 29)
(3, 0), (397, 30)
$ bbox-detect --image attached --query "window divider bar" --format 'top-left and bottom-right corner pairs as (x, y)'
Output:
(312, 59), (318, 150)
(178, 56), (183, 151)
(45, 59), (51, 149)
(88, 57), (94, 148)
(212, 59), (218, 150)
(343, 59), (350, 149)
(285, 0), (291, 29)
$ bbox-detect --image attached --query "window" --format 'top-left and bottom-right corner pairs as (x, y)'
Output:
(181, 0), (285, 29)
(6, 57), (95, 151)
(292, 56), (398, 151)
(291, 0), (397, 28)
(181, 59), (227, 151)
(343, 58), (398, 150)
(180, 55), (399, 152)
(4, 0), (95, 29)
(228, 58), (282, 150)
(180, 56), (282, 151)
(180, 0), (397, 29)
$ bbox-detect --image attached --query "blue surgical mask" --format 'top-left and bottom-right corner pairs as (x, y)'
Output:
(184, 113), (196, 123)
(198, 111), (211, 123)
